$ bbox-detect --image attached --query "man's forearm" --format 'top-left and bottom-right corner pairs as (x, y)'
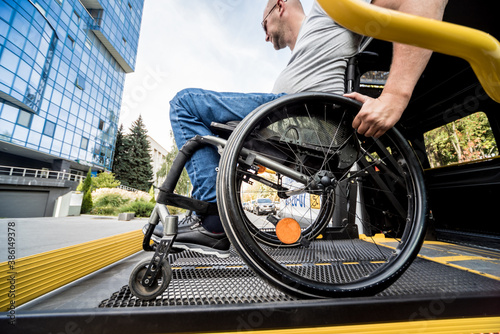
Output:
(382, 43), (432, 106)
(346, 0), (448, 138)
(375, 0), (448, 102)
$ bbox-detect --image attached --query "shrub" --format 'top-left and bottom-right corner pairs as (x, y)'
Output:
(90, 206), (119, 216)
(92, 187), (151, 202)
(81, 190), (93, 214)
(81, 168), (92, 193)
(149, 185), (156, 204)
(120, 200), (155, 217)
(93, 193), (129, 208)
(167, 206), (185, 215)
(92, 172), (121, 189)
(80, 168), (93, 214)
(89, 187), (156, 217)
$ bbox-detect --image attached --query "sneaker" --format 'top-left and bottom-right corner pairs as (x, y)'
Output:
(172, 222), (230, 258)
(178, 214), (202, 228)
(142, 215), (201, 244)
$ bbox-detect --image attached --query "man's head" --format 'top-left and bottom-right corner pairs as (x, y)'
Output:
(262, 0), (305, 51)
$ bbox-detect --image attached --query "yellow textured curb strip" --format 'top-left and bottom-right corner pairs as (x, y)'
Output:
(0, 229), (143, 311)
(215, 317), (500, 334)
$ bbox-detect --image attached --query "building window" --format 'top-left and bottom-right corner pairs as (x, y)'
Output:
(54, 0), (62, 6)
(122, 37), (127, 46)
(73, 11), (81, 24)
(128, 2), (132, 10)
(17, 110), (32, 128)
(75, 74), (86, 90)
(34, 2), (47, 16)
(80, 137), (89, 150)
(66, 35), (75, 49)
(43, 120), (56, 137)
(98, 119), (105, 130)
(85, 37), (92, 50)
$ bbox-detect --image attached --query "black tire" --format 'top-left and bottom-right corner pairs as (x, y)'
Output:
(129, 258), (172, 300)
(217, 93), (427, 298)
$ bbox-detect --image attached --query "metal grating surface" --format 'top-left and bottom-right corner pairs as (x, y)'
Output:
(100, 249), (295, 307)
(99, 242), (500, 308)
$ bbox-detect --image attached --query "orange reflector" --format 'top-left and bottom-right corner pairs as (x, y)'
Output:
(257, 165), (266, 174)
(275, 218), (301, 244)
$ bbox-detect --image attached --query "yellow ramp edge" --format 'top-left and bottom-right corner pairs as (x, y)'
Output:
(317, 0), (500, 103)
(0, 229), (144, 311)
(215, 316), (500, 334)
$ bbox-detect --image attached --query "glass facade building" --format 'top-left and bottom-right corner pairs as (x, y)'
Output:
(0, 0), (144, 173)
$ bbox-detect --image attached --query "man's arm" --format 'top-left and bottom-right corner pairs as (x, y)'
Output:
(345, 0), (448, 138)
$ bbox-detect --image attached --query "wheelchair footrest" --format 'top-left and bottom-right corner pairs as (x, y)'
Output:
(156, 191), (218, 215)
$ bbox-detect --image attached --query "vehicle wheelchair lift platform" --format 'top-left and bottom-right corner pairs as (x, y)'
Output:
(5, 238), (500, 334)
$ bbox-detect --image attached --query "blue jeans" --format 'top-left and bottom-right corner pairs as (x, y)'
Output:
(169, 88), (285, 204)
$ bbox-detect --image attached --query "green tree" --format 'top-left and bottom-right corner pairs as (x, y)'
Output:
(81, 168), (93, 193)
(156, 142), (191, 215)
(80, 168), (93, 213)
(127, 115), (153, 191)
(112, 124), (129, 184)
(112, 116), (154, 192)
(424, 112), (498, 168)
(156, 139), (191, 196)
(149, 185), (156, 203)
(92, 171), (121, 189)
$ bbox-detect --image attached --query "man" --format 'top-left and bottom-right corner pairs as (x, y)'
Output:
(155, 0), (447, 258)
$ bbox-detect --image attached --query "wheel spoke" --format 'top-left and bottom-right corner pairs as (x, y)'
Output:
(217, 94), (426, 298)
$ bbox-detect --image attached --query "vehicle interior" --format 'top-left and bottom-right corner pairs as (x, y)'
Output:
(355, 0), (499, 250)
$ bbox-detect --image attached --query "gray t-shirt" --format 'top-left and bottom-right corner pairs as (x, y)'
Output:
(272, 0), (369, 95)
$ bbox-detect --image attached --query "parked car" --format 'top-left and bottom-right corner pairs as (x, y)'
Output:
(253, 198), (276, 215)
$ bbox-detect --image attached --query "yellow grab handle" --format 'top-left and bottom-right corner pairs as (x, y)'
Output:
(317, 0), (500, 103)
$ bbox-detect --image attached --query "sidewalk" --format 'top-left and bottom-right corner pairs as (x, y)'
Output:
(0, 215), (148, 262)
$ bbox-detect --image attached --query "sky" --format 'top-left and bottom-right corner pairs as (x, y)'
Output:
(119, 0), (314, 150)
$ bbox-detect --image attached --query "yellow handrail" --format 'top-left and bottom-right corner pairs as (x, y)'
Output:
(317, 0), (500, 103)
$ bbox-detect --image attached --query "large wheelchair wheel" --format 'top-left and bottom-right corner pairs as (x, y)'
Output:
(217, 92), (427, 298)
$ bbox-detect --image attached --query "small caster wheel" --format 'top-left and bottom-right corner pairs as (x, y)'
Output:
(129, 259), (172, 300)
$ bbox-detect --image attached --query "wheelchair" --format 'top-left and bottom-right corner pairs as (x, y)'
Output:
(128, 44), (427, 300)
